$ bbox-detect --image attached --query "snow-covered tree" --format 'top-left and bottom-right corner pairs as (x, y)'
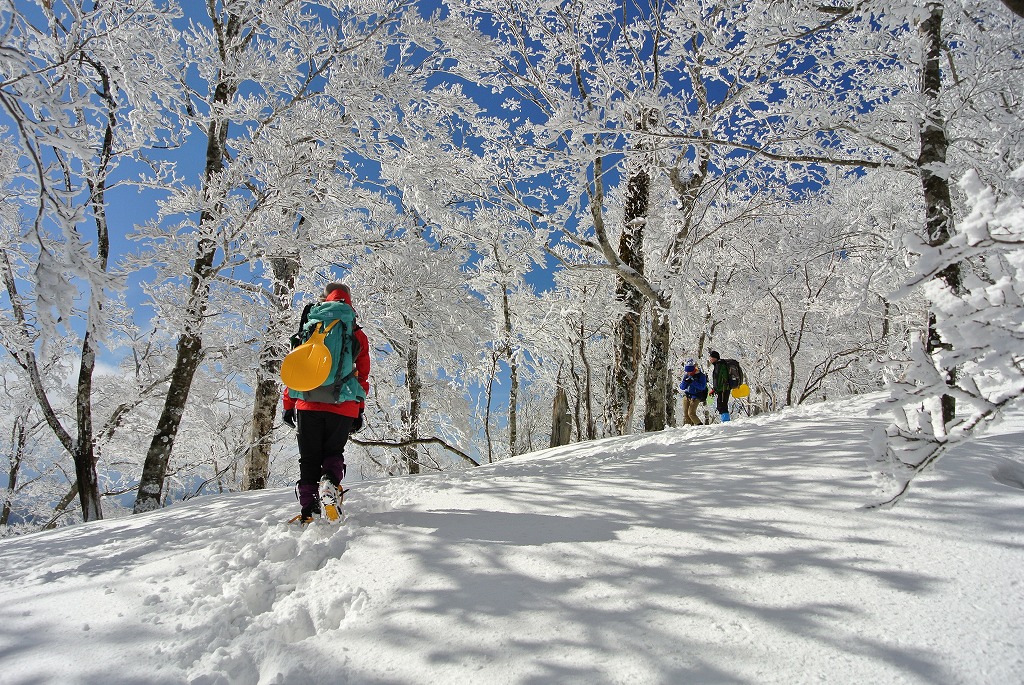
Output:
(864, 1), (1023, 504)
(733, 173), (918, 408)
(873, 168), (1024, 505)
(1, 0), (183, 520)
(337, 227), (486, 475)
(441, 0), (904, 436)
(132, 0), (415, 512)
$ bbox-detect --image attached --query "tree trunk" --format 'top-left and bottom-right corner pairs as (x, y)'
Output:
(244, 375), (278, 491)
(73, 153), (113, 521)
(244, 253), (299, 489)
(998, 0), (1024, 18)
(612, 294), (643, 435)
(578, 329), (596, 440)
(508, 357), (520, 454)
(134, 8), (242, 512)
(550, 385), (572, 448)
(402, 312), (421, 475)
(135, 333), (206, 512)
(918, 2), (961, 425)
(1, 412), (28, 526)
(502, 286), (520, 456)
(611, 163), (649, 435)
(484, 352), (498, 464)
(665, 358), (678, 428)
(73, 331), (104, 521)
(570, 356), (584, 440)
(70, 62), (119, 522)
(644, 303), (671, 431)
(5, 16), (125, 524)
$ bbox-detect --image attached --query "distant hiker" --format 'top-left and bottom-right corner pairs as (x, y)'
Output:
(679, 359), (708, 426)
(708, 351), (731, 422)
(282, 283), (370, 523)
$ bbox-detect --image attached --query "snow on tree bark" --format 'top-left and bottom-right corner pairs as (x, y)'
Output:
(918, 2), (962, 426)
(244, 253), (299, 490)
(134, 5), (242, 513)
(644, 303), (672, 431)
(550, 384), (571, 448)
(997, 0), (1024, 18)
(502, 284), (520, 456)
(401, 310), (421, 476)
(611, 205), (647, 434)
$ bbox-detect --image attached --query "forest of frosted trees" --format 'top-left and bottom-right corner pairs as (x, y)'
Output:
(1, 0), (1021, 531)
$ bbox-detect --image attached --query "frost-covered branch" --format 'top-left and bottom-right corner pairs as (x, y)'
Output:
(352, 436), (481, 467)
(872, 168), (1024, 506)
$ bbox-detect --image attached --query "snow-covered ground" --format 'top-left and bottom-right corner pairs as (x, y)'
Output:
(2, 395), (1023, 685)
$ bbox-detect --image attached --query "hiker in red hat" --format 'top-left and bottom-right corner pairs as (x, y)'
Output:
(283, 283), (370, 523)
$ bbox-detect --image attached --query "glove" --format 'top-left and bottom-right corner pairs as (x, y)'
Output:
(282, 408), (296, 428)
(351, 407), (364, 433)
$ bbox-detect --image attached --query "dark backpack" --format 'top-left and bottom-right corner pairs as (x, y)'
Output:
(723, 359), (744, 389)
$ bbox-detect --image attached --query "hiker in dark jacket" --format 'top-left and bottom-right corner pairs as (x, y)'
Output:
(679, 359), (708, 426)
(707, 350), (731, 422)
(283, 283), (370, 522)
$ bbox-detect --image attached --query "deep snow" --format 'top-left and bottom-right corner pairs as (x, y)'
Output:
(1, 395), (1023, 684)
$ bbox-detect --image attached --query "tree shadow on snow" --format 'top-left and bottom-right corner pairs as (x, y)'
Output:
(340, 411), (1020, 684)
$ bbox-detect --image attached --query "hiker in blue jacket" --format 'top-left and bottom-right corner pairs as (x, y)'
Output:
(679, 359), (708, 426)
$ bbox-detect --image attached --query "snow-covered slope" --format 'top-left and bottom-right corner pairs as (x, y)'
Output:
(2, 396), (1023, 685)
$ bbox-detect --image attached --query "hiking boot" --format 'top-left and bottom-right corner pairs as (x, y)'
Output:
(319, 477), (343, 522)
(288, 504), (318, 525)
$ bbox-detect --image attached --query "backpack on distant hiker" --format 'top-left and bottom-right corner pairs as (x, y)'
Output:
(282, 300), (366, 405)
(722, 359), (744, 389)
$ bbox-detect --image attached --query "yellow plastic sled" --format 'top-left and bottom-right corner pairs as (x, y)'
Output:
(731, 383), (750, 399)
(280, 320), (339, 392)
